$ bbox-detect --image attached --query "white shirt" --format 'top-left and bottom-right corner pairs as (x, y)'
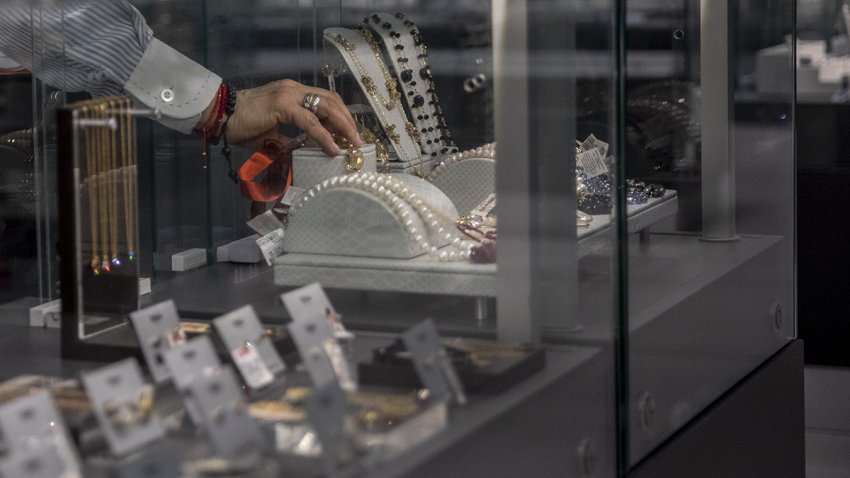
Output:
(0, 0), (221, 133)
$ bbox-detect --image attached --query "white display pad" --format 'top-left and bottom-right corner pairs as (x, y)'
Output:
(275, 191), (677, 297)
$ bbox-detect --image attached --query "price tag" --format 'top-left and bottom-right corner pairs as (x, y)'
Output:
(256, 228), (286, 266)
(577, 148), (609, 178)
(580, 133), (609, 158)
(230, 344), (274, 390)
(280, 185), (305, 207)
(246, 209), (286, 236)
(213, 305), (286, 389)
(472, 193), (497, 217)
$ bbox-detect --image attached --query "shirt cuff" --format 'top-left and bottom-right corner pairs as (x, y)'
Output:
(123, 38), (221, 134)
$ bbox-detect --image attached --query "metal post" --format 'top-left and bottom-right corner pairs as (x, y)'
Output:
(492, 0), (536, 343)
(700, 0), (739, 242)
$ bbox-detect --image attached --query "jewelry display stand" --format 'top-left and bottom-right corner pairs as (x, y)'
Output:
(274, 191), (678, 298)
(429, 156), (496, 215)
(282, 174), (458, 259)
(324, 27), (433, 176)
(366, 13), (457, 159)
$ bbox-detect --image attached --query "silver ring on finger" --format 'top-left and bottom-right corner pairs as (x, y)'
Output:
(302, 92), (321, 114)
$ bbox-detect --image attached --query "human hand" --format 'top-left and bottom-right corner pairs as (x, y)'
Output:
(201, 79), (361, 155)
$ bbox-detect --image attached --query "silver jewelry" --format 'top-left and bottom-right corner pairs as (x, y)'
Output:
(302, 93), (321, 114)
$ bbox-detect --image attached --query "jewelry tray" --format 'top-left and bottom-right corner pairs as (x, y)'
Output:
(282, 174), (459, 259)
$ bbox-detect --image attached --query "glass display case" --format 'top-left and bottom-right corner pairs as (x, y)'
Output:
(0, 0), (795, 476)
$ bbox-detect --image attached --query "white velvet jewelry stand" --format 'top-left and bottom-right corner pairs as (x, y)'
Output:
(324, 27), (435, 176)
(429, 157), (496, 215)
(275, 191), (678, 304)
(368, 13), (448, 157)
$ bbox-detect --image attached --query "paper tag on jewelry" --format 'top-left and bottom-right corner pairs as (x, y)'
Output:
(577, 148), (609, 178)
(580, 134), (609, 158)
(230, 344), (275, 390)
(472, 193), (497, 217)
(247, 210), (286, 236)
(165, 328), (187, 348)
(280, 186), (305, 207)
(322, 338), (356, 392)
(256, 228), (286, 266)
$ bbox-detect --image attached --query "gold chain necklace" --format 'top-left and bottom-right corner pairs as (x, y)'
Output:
(356, 27), (401, 111)
(330, 31), (424, 171)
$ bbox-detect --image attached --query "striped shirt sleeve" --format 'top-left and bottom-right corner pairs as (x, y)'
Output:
(0, 0), (153, 97)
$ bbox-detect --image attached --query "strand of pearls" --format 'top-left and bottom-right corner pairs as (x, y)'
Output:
(428, 142), (496, 181)
(289, 172), (480, 261)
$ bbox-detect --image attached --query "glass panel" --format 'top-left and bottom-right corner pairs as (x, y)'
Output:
(21, 0), (621, 473)
(622, 0), (795, 465)
(0, 4), (62, 323)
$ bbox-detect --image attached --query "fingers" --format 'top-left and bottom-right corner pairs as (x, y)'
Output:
(290, 107), (340, 156)
(299, 87), (361, 148)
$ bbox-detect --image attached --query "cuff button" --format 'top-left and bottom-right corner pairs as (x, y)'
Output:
(160, 89), (175, 103)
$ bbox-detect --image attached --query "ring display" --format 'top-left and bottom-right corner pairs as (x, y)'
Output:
(302, 93), (321, 113)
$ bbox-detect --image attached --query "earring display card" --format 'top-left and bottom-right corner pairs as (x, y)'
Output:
(162, 336), (221, 391)
(0, 437), (80, 478)
(129, 300), (184, 384)
(280, 282), (336, 322)
(288, 315), (356, 391)
(187, 366), (263, 458)
(304, 381), (357, 475)
(81, 358), (165, 456)
(280, 282), (351, 339)
(213, 305), (285, 390)
(0, 390), (81, 477)
(401, 319), (466, 405)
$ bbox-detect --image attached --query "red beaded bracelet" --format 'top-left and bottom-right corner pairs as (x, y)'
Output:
(196, 83), (228, 169)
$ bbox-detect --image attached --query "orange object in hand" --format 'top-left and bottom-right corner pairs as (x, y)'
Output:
(238, 138), (294, 217)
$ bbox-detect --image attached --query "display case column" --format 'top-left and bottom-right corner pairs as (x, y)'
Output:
(493, 0), (535, 343)
(700, 0), (739, 241)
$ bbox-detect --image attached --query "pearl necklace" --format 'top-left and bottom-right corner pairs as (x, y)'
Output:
(428, 142), (496, 181)
(289, 172), (480, 262)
